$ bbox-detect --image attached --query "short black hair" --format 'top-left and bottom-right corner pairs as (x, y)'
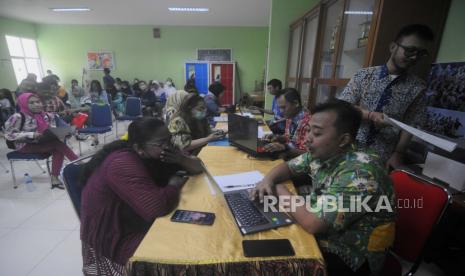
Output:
(209, 82), (225, 97)
(267, 79), (282, 90)
(71, 79), (78, 83)
(313, 99), (362, 140)
(280, 88), (301, 107)
(395, 24), (434, 42)
(104, 68), (111, 74)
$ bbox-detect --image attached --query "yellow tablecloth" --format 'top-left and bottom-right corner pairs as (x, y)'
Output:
(129, 146), (326, 275)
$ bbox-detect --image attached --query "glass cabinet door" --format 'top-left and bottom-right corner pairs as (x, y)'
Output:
(336, 0), (375, 79)
(318, 0), (345, 79)
(287, 23), (303, 88)
(300, 13), (319, 108)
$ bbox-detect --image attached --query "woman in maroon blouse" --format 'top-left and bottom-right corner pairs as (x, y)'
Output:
(79, 118), (202, 276)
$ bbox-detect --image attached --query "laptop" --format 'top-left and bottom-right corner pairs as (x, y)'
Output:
(201, 161), (294, 235)
(35, 126), (75, 143)
(228, 113), (275, 158)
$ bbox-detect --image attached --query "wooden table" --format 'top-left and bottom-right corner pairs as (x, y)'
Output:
(128, 146), (326, 275)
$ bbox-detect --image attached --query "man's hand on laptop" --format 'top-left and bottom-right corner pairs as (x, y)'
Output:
(249, 179), (275, 203)
(264, 142), (286, 152)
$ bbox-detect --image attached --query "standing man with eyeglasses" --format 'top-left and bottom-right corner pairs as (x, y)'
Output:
(338, 24), (434, 170)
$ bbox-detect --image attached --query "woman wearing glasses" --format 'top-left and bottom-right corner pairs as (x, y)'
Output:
(79, 118), (202, 276)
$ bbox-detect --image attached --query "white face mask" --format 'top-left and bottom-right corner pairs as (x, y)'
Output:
(192, 110), (207, 120)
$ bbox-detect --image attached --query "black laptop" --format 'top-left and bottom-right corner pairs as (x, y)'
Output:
(201, 161), (294, 235)
(228, 113), (276, 158)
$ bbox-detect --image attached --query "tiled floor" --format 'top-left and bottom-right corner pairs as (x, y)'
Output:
(0, 122), (446, 276)
(0, 124), (124, 276)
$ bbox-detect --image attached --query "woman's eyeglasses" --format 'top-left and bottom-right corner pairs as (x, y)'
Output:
(396, 43), (429, 58)
(145, 140), (173, 148)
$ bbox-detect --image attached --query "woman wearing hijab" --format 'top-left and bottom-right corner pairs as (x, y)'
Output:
(4, 93), (79, 189)
(163, 90), (188, 123)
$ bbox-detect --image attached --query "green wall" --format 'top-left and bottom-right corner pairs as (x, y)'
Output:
(436, 0), (465, 63)
(0, 17), (37, 90)
(37, 25), (268, 93)
(265, 0), (319, 110)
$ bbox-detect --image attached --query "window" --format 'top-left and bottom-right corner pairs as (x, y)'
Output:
(5, 35), (43, 85)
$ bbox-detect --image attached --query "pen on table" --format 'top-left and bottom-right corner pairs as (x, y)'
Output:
(225, 184), (256, 188)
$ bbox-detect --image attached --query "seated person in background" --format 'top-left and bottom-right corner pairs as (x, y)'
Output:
(204, 82), (226, 125)
(56, 84), (69, 107)
(168, 94), (225, 155)
(164, 78), (177, 98)
(121, 81), (134, 97)
(184, 79), (198, 94)
(250, 79), (286, 134)
(36, 81), (67, 115)
(83, 80), (109, 106)
(264, 88), (311, 159)
(164, 90), (189, 123)
(0, 88), (15, 128)
(16, 73), (38, 97)
(251, 100), (396, 276)
(68, 79), (89, 111)
(80, 118), (202, 275)
(138, 81), (157, 116)
(4, 93), (78, 189)
(112, 82), (126, 116)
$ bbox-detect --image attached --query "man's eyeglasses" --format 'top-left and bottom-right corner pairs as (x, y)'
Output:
(396, 43), (429, 58)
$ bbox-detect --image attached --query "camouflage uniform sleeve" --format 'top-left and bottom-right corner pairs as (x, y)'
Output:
(287, 152), (312, 176)
(309, 166), (382, 232)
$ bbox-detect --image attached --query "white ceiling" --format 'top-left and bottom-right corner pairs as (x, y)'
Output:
(0, 0), (271, 26)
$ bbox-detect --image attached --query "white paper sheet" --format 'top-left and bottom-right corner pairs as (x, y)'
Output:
(257, 126), (272, 138)
(386, 117), (457, 152)
(213, 171), (264, 193)
(213, 116), (228, 122)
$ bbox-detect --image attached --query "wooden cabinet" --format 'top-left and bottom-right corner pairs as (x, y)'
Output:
(286, 0), (451, 109)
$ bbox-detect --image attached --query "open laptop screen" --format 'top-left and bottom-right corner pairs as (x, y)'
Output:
(228, 114), (258, 152)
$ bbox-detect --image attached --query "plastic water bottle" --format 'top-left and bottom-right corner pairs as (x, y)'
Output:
(23, 173), (35, 192)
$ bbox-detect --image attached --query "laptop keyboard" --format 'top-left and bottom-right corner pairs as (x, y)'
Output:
(224, 190), (269, 227)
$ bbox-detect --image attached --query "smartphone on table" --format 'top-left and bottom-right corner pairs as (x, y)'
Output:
(170, 209), (215, 225)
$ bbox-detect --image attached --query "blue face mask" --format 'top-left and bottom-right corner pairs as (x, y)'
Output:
(192, 110), (206, 120)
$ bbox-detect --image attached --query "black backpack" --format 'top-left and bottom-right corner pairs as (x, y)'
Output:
(5, 112), (25, 149)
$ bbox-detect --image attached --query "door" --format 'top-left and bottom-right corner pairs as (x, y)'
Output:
(211, 63), (234, 105)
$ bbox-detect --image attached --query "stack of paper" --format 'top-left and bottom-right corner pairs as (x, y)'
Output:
(213, 171), (264, 193)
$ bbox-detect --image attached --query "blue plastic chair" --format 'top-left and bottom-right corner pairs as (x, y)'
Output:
(115, 97), (142, 138)
(60, 155), (93, 219)
(7, 151), (51, 189)
(77, 104), (113, 155)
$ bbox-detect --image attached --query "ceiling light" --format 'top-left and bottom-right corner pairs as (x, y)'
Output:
(51, 8), (91, 12)
(344, 11), (373, 15)
(168, 7), (209, 12)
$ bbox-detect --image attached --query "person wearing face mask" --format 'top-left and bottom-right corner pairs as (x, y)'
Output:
(251, 100), (395, 276)
(80, 117), (202, 275)
(4, 93), (79, 189)
(68, 79), (87, 109)
(112, 82), (125, 116)
(263, 88), (311, 159)
(168, 94), (225, 155)
(204, 82), (226, 125)
(138, 81), (157, 116)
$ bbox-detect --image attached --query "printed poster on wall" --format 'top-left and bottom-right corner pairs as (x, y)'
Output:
(87, 51), (115, 70)
(425, 62), (465, 139)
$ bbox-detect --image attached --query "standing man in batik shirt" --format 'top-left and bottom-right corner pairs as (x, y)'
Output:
(251, 100), (396, 275)
(338, 24), (434, 169)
